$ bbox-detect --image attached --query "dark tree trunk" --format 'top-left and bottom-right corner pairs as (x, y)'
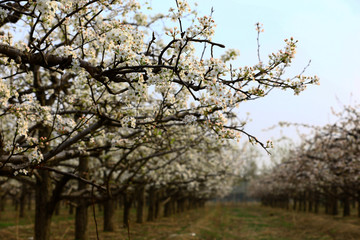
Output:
(69, 203), (74, 215)
(308, 191), (313, 212)
(14, 197), (19, 211)
(343, 195), (350, 217)
(33, 69), (54, 240)
(54, 202), (60, 216)
(34, 170), (53, 240)
(177, 198), (185, 213)
(298, 197), (303, 212)
(123, 192), (132, 229)
(19, 183), (27, 218)
(27, 191), (32, 210)
(136, 185), (145, 223)
(325, 196), (329, 214)
(302, 192), (307, 212)
(164, 198), (171, 217)
(154, 193), (160, 219)
(331, 190), (338, 215)
(75, 157), (89, 240)
(34, 170), (69, 240)
(147, 187), (155, 222)
(0, 195), (6, 211)
(293, 197), (297, 211)
(358, 195), (360, 218)
(314, 192), (319, 214)
(75, 202), (88, 240)
(103, 198), (115, 232)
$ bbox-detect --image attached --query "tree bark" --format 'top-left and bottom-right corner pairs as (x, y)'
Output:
(358, 194), (360, 218)
(27, 191), (32, 210)
(19, 183), (27, 218)
(331, 188), (338, 215)
(103, 198), (115, 232)
(69, 203), (74, 215)
(75, 201), (88, 240)
(147, 187), (155, 222)
(293, 197), (297, 211)
(75, 157), (89, 240)
(54, 202), (60, 216)
(154, 190), (160, 219)
(136, 185), (145, 223)
(164, 200), (171, 217)
(123, 192), (132, 229)
(34, 170), (53, 240)
(308, 191), (313, 212)
(314, 191), (319, 214)
(0, 195), (6, 211)
(343, 194), (350, 217)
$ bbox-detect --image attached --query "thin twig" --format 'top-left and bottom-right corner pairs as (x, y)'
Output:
(256, 22), (262, 62)
(91, 185), (100, 240)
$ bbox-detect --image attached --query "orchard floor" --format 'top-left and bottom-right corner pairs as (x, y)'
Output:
(1, 203), (360, 239)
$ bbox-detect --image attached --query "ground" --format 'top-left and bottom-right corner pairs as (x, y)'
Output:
(1, 203), (360, 239)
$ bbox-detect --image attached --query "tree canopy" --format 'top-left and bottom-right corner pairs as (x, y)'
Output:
(0, 1), (318, 239)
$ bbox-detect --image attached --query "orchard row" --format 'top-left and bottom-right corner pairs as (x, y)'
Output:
(0, 0), (317, 239)
(249, 105), (360, 217)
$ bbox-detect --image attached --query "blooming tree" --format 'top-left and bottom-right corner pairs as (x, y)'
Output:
(249, 105), (360, 217)
(0, 0), (318, 239)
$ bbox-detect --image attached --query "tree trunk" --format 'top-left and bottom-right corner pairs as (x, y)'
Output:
(123, 192), (132, 229)
(75, 157), (89, 240)
(136, 185), (145, 223)
(358, 195), (360, 218)
(331, 189), (338, 215)
(343, 195), (350, 217)
(0, 195), (6, 211)
(33, 69), (55, 240)
(154, 191), (161, 219)
(314, 192), (319, 214)
(27, 191), (32, 210)
(69, 203), (74, 215)
(293, 197), (297, 211)
(34, 170), (53, 240)
(177, 198), (185, 213)
(103, 198), (115, 232)
(147, 187), (155, 222)
(54, 202), (60, 216)
(302, 192), (307, 212)
(75, 201), (88, 240)
(19, 183), (27, 218)
(14, 196), (19, 211)
(298, 197), (303, 211)
(308, 191), (313, 212)
(164, 200), (171, 217)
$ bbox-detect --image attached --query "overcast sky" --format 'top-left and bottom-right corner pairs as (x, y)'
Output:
(150, 0), (360, 163)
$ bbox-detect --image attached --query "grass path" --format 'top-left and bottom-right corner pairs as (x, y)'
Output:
(1, 203), (360, 239)
(178, 203), (360, 240)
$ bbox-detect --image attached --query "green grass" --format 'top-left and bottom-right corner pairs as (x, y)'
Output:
(0, 222), (14, 228)
(0, 202), (360, 239)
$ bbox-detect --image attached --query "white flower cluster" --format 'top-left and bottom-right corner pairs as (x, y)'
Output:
(121, 116), (136, 128)
(0, 79), (10, 109)
(35, 0), (60, 24)
(0, 7), (9, 20)
(29, 147), (44, 163)
(183, 114), (197, 124)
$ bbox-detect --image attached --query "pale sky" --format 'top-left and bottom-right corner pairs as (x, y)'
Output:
(193, 0), (360, 143)
(150, 0), (360, 162)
